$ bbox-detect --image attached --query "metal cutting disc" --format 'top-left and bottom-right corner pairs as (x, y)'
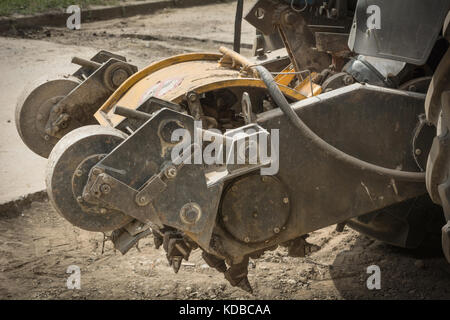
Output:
(15, 78), (79, 158)
(46, 125), (133, 232)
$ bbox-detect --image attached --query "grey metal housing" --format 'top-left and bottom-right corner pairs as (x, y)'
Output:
(348, 0), (450, 65)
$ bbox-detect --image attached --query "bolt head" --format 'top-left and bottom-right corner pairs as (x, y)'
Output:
(100, 184), (111, 194)
(415, 148), (422, 156)
(111, 69), (128, 86)
(100, 208), (107, 214)
(165, 166), (177, 179)
(343, 75), (354, 85)
(180, 202), (201, 225)
(273, 227), (280, 234)
(244, 237), (250, 243)
(283, 197), (289, 204)
(188, 93), (198, 102)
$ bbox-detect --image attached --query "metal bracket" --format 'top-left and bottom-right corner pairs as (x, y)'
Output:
(241, 92), (256, 124)
(85, 170), (162, 226)
(45, 58), (137, 138)
(186, 91), (204, 121)
(136, 174), (167, 206)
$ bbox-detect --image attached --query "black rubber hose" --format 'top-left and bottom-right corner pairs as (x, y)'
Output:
(254, 65), (426, 183)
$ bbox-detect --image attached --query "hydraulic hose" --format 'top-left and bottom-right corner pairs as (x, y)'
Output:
(254, 65), (426, 183)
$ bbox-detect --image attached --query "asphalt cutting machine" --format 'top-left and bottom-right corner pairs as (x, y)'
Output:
(16, 0), (450, 292)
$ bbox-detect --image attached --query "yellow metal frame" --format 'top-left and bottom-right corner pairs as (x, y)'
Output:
(95, 52), (222, 124)
(95, 52), (321, 127)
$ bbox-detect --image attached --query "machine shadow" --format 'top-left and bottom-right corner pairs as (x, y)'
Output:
(329, 234), (450, 299)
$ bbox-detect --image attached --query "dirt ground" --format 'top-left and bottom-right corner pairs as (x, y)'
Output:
(1, 199), (450, 300)
(1, 1), (450, 300)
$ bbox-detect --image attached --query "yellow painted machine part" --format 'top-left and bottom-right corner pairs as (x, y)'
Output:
(296, 76), (322, 97)
(95, 52), (321, 127)
(274, 65), (296, 86)
(95, 52), (222, 124)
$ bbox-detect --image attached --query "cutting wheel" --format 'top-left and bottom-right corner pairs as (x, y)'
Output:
(15, 79), (79, 158)
(46, 125), (133, 232)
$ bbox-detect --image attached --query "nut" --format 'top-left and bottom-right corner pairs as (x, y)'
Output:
(180, 202), (202, 225)
(273, 227), (280, 234)
(111, 68), (129, 87)
(100, 184), (111, 194)
(165, 165), (177, 179)
(138, 196), (147, 205)
(188, 92), (198, 102)
(343, 75), (354, 85)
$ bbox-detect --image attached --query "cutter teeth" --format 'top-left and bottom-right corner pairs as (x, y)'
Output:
(171, 256), (183, 274)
